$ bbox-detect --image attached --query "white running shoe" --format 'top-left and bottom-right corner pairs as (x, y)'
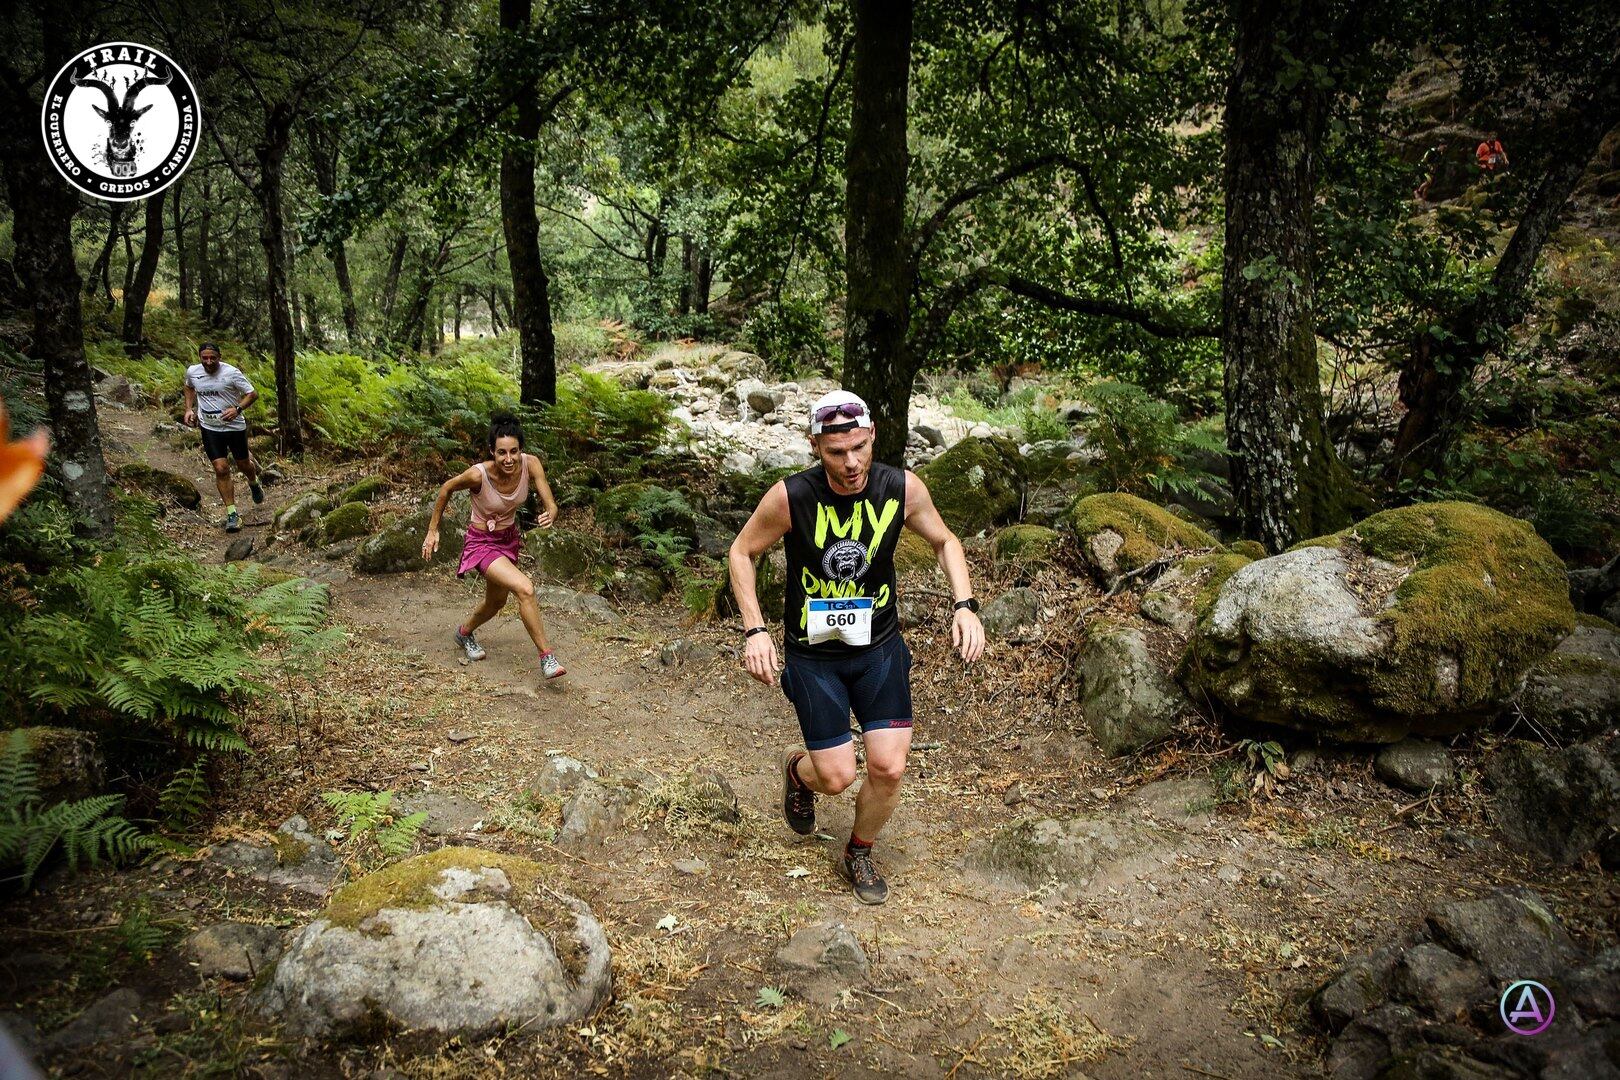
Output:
(455, 627), (487, 661)
(540, 652), (566, 680)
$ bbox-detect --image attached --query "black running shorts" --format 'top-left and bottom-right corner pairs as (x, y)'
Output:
(781, 635), (914, 751)
(200, 427), (250, 463)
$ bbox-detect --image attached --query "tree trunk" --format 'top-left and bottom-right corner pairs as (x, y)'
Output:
(86, 202), (124, 309)
(174, 179), (191, 310)
(1392, 65), (1620, 482)
(287, 224), (302, 349)
(198, 179), (214, 323)
(1221, 0), (1354, 551)
(257, 108), (303, 458)
(454, 288), (463, 340)
(677, 235), (694, 316)
(841, 0), (914, 467)
(122, 195), (165, 351)
(380, 231), (408, 337)
(696, 251), (712, 314)
(303, 291), (323, 348)
(0, 54), (114, 538)
(305, 121), (360, 344)
(500, 0), (557, 405)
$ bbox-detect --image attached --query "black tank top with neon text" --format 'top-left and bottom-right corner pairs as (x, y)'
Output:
(782, 461), (906, 658)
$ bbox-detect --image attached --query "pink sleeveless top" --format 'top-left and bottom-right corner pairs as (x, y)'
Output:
(469, 459), (530, 532)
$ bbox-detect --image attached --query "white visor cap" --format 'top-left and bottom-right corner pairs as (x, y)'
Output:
(809, 389), (873, 435)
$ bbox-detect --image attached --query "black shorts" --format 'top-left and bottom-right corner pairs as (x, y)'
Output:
(781, 635), (914, 751)
(200, 427), (250, 463)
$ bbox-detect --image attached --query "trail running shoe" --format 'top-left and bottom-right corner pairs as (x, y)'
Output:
(224, 509), (241, 533)
(841, 846), (888, 905)
(540, 652), (567, 680)
(249, 479), (265, 504)
(781, 749), (816, 835)
(455, 627), (487, 661)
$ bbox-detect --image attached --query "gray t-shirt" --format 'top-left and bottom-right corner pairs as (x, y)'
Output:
(185, 363), (254, 431)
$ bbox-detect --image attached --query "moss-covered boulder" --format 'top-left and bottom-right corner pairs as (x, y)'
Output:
(1518, 617), (1620, 742)
(355, 509), (466, 574)
(258, 847), (611, 1039)
(272, 492), (331, 539)
(1066, 492), (1219, 586)
(608, 565), (668, 605)
(593, 482), (698, 545)
(111, 462), (201, 512)
(894, 530), (938, 573)
(316, 501), (371, 545)
(916, 435), (1023, 536)
(338, 475), (391, 505)
(524, 528), (608, 589)
(1184, 502), (1575, 743)
(992, 524), (1062, 567)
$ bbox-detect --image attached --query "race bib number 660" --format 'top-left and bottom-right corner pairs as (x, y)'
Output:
(807, 597), (874, 646)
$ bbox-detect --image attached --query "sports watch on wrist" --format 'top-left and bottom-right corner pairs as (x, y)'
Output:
(953, 597), (980, 614)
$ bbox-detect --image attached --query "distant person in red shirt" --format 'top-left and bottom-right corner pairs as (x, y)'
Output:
(1476, 132), (1508, 171)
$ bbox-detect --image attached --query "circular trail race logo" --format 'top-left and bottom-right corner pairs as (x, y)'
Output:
(41, 42), (201, 202)
(1499, 980), (1555, 1037)
(823, 539), (870, 582)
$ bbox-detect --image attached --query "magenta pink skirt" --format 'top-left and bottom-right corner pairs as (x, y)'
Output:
(457, 524), (522, 578)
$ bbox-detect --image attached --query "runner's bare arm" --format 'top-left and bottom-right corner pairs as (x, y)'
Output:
(526, 454), (559, 527)
(903, 471), (985, 663)
(183, 383), (197, 426)
(422, 466), (482, 560)
(730, 480), (791, 685)
(220, 389), (257, 423)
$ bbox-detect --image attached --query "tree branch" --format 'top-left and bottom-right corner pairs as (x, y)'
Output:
(911, 153), (1073, 264)
(994, 270), (1216, 338)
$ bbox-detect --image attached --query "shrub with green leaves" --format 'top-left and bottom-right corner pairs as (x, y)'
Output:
(1082, 380), (1227, 498)
(0, 731), (150, 889)
(321, 790), (427, 859)
(0, 556), (338, 753)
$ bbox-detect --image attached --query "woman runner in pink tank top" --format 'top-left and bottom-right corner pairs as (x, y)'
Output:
(422, 414), (567, 680)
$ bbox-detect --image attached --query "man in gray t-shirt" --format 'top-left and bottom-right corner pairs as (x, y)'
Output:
(182, 342), (264, 533)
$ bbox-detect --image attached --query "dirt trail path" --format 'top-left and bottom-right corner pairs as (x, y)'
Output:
(63, 405), (1609, 1079)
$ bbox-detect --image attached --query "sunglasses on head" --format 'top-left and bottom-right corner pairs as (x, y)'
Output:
(814, 402), (867, 424)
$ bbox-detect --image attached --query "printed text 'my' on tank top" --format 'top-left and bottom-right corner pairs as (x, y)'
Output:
(470, 459), (530, 532)
(783, 461), (906, 658)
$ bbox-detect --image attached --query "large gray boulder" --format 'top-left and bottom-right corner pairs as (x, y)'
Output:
(1519, 619), (1620, 742)
(1186, 502), (1574, 743)
(915, 436), (1023, 536)
(355, 509), (466, 574)
(259, 848), (610, 1039)
(1485, 737), (1620, 866)
(1077, 622), (1185, 756)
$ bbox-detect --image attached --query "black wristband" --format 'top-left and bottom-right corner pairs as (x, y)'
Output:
(954, 597), (980, 614)
(744, 626), (769, 638)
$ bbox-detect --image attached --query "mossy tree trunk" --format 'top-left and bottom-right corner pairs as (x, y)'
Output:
(122, 194), (165, 353)
(0, 7), (114, 538)
(257, 104), (304, 459)
(1221, 0), (1355, 552)
(841, 0), (914, 467)
(500, 0), (558, 407)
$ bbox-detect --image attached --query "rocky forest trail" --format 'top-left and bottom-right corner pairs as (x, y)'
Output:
(15, 401), (1617, 1080)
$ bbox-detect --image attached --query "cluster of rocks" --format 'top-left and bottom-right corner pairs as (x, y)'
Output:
(1312, 888), (1618, 1079)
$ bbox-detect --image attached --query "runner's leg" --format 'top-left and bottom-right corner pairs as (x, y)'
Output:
(482, 556), (552, 655)
(852, 726), (911, 842)
(796, 743), (857, 796)
(462, 576), (511, 635)
(236, 450), (260, 483)
(209, 457), (234, 506)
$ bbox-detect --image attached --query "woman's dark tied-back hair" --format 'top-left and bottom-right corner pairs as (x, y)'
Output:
(487, 413), (525, 451)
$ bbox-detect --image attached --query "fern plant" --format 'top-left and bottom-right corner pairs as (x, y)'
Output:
(157, 758), (210, 829)
(0, 731), (149, 889)
(1082, 380), (1227, 498)
(321, 790), (427, 859)
(0, 556), (337, 752)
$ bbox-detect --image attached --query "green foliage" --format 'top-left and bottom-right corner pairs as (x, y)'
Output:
(740, 298), (837, 374)
(755, 986), (786, 1009)
(157, 758), (211, 830)
(296, 352), (414, 450)
(1081, 381), (1227, 498)
(320, 790), (427, 858)
(0, 731), (149, 889)
(0, 556), (337, 753)
(535, 371), (673, 478)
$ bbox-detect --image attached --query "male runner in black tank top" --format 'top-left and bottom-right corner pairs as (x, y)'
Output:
(729, 390), (985, 904)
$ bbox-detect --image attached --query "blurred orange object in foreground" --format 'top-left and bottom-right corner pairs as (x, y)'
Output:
(0, 396), (49, 524)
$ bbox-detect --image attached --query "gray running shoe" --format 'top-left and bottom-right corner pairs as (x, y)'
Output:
(224, 509), (241, 533)
(249, 479), (265, 504)
(455, 627), (487, 661)
(540, 652), (566, 680)
(840, 846), (888, 905)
